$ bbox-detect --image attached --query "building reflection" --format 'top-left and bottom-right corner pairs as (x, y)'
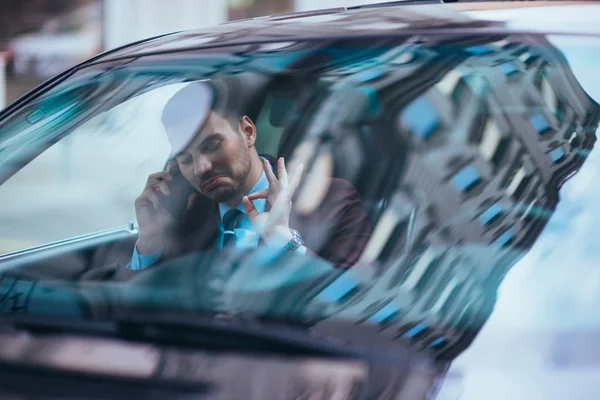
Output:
(294, 34), (600, 361)
(1, 31), (598, 388)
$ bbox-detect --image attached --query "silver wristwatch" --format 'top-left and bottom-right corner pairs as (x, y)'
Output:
(283, 229), (303, 252)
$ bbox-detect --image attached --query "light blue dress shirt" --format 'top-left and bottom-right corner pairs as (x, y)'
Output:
(128, 169), (305, 270)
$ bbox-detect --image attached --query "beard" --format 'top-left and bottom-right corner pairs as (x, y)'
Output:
(205, 185), (236, 203)
(203, 144), (252, 204)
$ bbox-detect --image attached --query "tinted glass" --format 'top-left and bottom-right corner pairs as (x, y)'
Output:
(0, 33), (598, 370)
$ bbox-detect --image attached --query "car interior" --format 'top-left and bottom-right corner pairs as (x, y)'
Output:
(0, 38), (485, 283)
(0, 60), (401, 284)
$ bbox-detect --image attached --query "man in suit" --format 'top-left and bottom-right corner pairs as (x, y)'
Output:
(128, 78), (371, 270)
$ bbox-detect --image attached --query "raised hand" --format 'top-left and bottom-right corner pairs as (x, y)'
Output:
(134, 162), (176, 254)
(242, 158), (304, 245)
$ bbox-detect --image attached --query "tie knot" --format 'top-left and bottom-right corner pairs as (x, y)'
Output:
(223, 209), (244, 231)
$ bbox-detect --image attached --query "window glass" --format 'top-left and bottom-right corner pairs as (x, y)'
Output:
(0, 83), (185, 253)
(0, 34), (598, 372)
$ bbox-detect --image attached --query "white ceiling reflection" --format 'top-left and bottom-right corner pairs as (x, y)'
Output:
(440, 33), (600, 398)
(440, 131), (600, 399)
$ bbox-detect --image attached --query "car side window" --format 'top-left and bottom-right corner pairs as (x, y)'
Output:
(0, 84), (186, 254)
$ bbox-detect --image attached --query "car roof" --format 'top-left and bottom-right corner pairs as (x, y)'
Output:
(91, 1), (600, 65)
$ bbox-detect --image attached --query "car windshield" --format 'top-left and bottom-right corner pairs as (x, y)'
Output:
(0, 32), (599, 365)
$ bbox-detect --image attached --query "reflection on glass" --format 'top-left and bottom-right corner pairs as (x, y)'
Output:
(0, 32), (598, 397)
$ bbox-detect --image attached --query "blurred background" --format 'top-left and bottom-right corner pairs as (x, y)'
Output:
(0, 0), (382, 108)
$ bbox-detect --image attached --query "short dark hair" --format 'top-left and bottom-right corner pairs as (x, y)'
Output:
(209, 73), (268, 127)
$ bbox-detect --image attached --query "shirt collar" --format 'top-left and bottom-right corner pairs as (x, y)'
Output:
(218, 167), (269, 220)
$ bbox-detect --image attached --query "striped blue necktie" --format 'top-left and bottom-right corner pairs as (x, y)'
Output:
(222, 209), (244, 248)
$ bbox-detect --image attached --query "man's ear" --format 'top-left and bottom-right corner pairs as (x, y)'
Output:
(239, 115), (257, 147)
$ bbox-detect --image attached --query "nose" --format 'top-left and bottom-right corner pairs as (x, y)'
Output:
(193, 154), (212, 176)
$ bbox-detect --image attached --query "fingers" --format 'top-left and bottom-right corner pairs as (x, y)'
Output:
(288, 163), (304, 195)
(264, 159), (278, 185)
(138, 190), (162, 212)
(144, 171), (172, 195)
(243, 196), (260, 220)
(152, 180), (171, 196)
(137, 179), (170, 212)
(147, 171), (172, 185)
(278, 163), (304, 203)
(246, 190), (269, 201)
(277, 157), (288, 186)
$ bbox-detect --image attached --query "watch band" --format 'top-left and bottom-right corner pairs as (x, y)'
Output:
(283, 229), (303, 252)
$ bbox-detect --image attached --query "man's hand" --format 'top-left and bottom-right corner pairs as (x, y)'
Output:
(134, 163), (176, 255)
(243, 158), (304, 245)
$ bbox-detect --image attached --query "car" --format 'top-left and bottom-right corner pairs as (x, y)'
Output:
(0, 1), (599, 398)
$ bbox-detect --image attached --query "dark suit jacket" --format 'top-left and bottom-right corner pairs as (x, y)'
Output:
(82, 175), (371, 284)
(162, 176), (371, 269)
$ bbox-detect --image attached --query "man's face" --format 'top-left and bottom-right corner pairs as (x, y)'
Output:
(174, 112), (254, 203)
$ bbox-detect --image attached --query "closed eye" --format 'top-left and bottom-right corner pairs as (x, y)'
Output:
(202, 139), (222, 153)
